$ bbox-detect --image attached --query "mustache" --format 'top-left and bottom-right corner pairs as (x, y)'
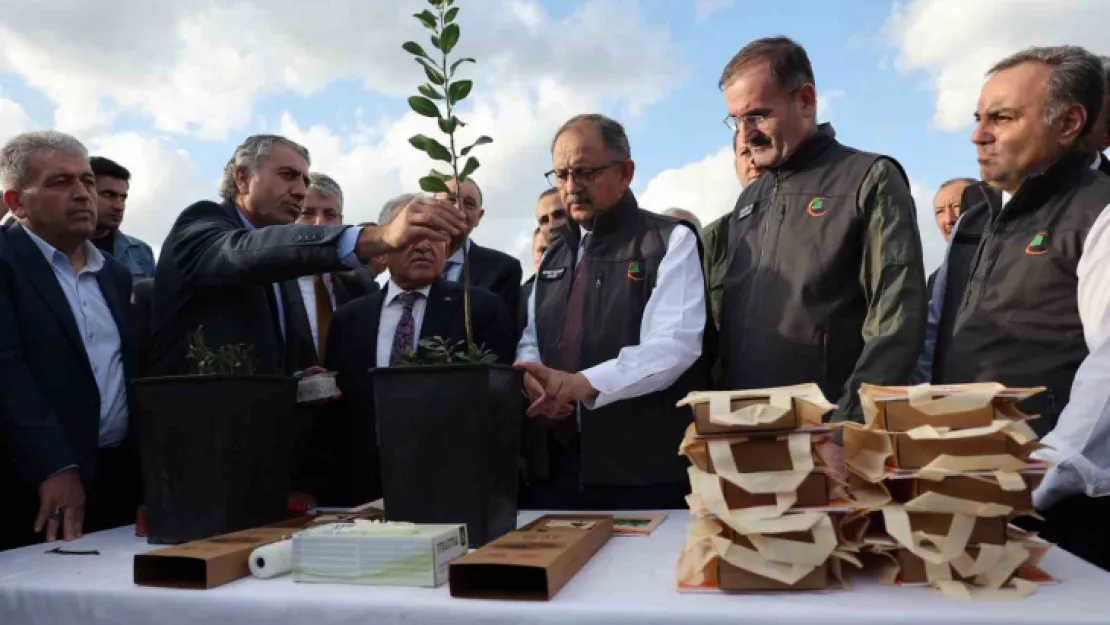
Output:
(566, 193), (592, 206)
(748, 134), (772, 148)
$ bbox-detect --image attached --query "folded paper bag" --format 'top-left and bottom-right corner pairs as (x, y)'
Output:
(678, 384), (835, 435)
(859, 384), (1043, 433)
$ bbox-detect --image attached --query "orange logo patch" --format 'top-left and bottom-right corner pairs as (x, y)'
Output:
(806, 197), (827, 217)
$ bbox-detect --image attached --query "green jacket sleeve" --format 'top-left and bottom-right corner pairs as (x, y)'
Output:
(702, 215), (731, 329)
(830, 158), (928, 423)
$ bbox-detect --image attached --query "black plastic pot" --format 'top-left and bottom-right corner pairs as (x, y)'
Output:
(371, 363), (524, 547)
(133, 374), (299, 544)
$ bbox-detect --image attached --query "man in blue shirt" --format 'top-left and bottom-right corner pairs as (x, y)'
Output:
(89, 156), (156, 281)
(0, 131), (137, 549)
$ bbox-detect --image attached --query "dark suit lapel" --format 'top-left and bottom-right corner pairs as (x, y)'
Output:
(281, 279), (317, 369)
(6, 226), (88, 359)
(331, 272), (352, 306)
(466, 243), (492, 288)
(418, 280), (458, 346)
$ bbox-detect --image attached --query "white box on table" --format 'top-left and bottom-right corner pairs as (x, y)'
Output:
(292, 522), (467, 587)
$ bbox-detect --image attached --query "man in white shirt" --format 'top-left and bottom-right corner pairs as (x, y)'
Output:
(930, 45), (1110, 570)
(516, 113), (710, 510)
(315, 193), (515, 505)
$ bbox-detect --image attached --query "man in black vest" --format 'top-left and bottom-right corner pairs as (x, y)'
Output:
(516, 114), (710, 510)
(929, 46), (1110, 570)
(716, 37), (926, 428)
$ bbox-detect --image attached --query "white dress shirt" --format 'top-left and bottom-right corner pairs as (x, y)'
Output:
(24, 230), (129, 448)
(375, 280), (433, 368)
(1032, 154), (1110, 508)
(297, 273), (336, 352)
(516, 224), (706, 410)
(443, 238), (471, 282)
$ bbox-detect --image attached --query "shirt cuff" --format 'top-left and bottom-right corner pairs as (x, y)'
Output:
(579, 361), (619, 410)
(336, 226), (363, 269)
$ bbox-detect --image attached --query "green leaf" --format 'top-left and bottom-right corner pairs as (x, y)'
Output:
(447, 79), (472, 105)
(449, 57), (475, 76)
(418, 83), (443, 100)
(438, 116), (458, 134)
(428, 168), (451, 181)
(402, 41), (431, 59)
(445, 7), (459, 23)
(440, 24), (460, 54)
(417, 58), (446, 85)
(460, 135), (493, 156)
(458, 156), (479, 181)
(432, 35), (442, 51)
(419, 175), (451, 194)
(422, 137), (452, 162)
(414, 10), (437, 30)
(408, 96), (442, 118)
(408, 134), (429, 151)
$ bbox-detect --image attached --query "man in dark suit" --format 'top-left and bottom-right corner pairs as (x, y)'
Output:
(0, 131), (137, 549)
(148, 134), (467, 378)
(316, 193), (515, 505)
(436, 178), (523, 337)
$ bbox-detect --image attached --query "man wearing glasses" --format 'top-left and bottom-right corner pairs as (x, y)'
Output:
(716, 37), (926, 431)
(515, 113), (711, 510)
(89, 157), (156, 281)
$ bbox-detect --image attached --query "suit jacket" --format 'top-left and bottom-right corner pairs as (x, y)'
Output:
(0, 225), (134, 492)
(287, 271), (373, 367)
(468, 242), (523, 338)
(132, 278), (155, 378)
(313, 278), (514, 504)
(149, 199), (353, 377)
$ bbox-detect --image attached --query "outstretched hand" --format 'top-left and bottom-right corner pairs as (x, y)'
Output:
(514, 361), (598, 418)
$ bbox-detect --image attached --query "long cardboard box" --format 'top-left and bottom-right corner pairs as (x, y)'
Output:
(717, 527), (830, 591)
(886, 474), (1042, 513)
(449, 514), (613, 600)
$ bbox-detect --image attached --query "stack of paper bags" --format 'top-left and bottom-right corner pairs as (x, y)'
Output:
(842, 383), (1057, 600)
(674, 384), (861, 591)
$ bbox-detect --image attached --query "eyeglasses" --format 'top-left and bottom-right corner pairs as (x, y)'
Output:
(722, 114), (766, 132)
(544, 161), (622, 187)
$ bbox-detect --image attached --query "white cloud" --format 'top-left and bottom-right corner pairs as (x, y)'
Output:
(638, 146), (739, 227)
(0, 98), (36, 144)
(817, 89), (846, 121)
(0, 0), (683, 140)
(695, 0), (736, 19)
(887, 0), (1110, 131)
(910, 177), (947, 274)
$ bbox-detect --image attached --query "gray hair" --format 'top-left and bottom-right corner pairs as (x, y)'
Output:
(989, 46), (1105, 138)
(218, 134), (310, 201)
(937, 177), (977, 192)
(307, 172), (343, 209)
(551, 114), (631, 160)
(379, 192), (420, 225)
(0, 130), (88, 191)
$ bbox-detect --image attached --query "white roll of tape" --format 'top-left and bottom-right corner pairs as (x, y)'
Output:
(249, 540), (293, 579)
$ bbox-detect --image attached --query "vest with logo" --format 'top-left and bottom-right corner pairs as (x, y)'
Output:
(718, 124), (905, 407)
(933, 149), (1110, 436)
(533, 191), (712, 486)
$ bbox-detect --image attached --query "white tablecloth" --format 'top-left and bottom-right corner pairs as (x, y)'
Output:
(1, 510), (1107, 625)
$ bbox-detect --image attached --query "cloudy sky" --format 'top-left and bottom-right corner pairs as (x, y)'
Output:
(1, 0), (1106, 274)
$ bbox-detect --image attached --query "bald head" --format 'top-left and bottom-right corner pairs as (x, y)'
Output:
(663, 207), (701, 231)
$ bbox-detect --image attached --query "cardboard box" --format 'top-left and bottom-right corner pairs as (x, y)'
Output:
(705, 436), (810, 474)
(716, 528), (829, 591)
(292, 523), (467, 587)
(879, 400), (995, 433)
(721, 471), (830, 510)
(694, 396), (829, 435)
(134, 527), (293, 590)
(862, 385), (1042, 433)
(134, 511), (383, 590)
(890, 431), (1010, 469)
(449, 514), (613, 600)
(887, 474), (1042, 513)
(869, 510), (1007, 545)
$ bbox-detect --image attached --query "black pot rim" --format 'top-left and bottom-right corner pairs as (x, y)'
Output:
(134, 374), (297, 386)
(368, 363), (525, 375)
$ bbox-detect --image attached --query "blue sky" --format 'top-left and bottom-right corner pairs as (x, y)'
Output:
(0, 0), (1105, 273)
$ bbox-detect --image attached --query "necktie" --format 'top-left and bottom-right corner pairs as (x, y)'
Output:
(552, 233), (590, 443)
(441, 260), (459, 281)
(389, 291), (423, 366)
(313, 275), (333, 362)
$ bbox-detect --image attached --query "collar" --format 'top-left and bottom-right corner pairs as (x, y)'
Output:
(236, 206), (256, 231)
(1091, 152), (1102, 171)
(1003, 146), (1092, 211)
(553, 189), (639, 252)
(774, 122), (837, 172)
(23, 227), (105, 273)
(447, 238), (472, 264)
(384, 279), (432, 305)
